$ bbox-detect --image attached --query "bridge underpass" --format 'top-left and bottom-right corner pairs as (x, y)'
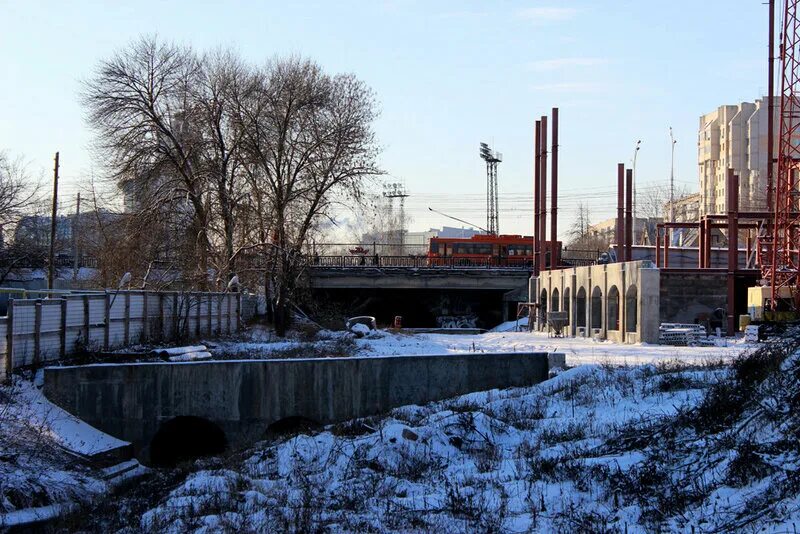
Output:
(305, 266), (530, 328)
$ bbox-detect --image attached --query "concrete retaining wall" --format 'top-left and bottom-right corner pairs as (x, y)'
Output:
(44, 352), (553, 461)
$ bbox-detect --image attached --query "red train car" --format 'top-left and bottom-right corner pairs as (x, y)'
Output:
(428, 234), (561, 267)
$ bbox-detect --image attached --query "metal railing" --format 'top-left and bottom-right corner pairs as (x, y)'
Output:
(309, 255), (535, 269)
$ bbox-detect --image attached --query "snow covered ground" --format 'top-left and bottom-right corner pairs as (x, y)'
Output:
(0, 378), (145, 527)
(353, 328), (750, 367)
(135, 338), (800, 532)
(210, 321), (752, 367)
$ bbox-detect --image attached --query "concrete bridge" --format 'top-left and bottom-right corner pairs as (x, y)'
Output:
(43, 352), (556, 465)
(307, 267), (531, 327)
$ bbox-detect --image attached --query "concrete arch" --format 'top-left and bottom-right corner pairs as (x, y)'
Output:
(591, 286), (603, 330)
(576, 287), (587, 328)
(540, 289), (548, 323)
(563, 287), (570, 324)
(607, 285), (620, 331)
(149, 415), (227, 467)
(626, 284), (638, 333)
(551, 288), (560, 312)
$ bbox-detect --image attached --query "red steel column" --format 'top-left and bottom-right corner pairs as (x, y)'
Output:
(534, 121), (541, 276)
(698, 218), (705, 268)
(727, 169), (739, 335)
(539, 115), (548, 272)
(550, 108), (559, 269)
(655, 225), (661, 267)
(664, 225), (670, 268)
(705, 218), (713, 268)
(625, 169), (633, 262)
(616, 163), (625, 260)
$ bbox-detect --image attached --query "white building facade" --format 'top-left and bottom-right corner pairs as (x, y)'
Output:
(698, 97), (777, 215)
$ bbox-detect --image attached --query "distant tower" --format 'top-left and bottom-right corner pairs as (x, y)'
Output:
(383, 182), (409, 254)
(480, 142), (502, 235)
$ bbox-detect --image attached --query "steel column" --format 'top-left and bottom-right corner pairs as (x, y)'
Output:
(616, 163), (625, 259)
(551, 108), (559, 269)
(534, 121), (541, 276)
(625, 169), (633, 262)
(539, 115), (548, 272)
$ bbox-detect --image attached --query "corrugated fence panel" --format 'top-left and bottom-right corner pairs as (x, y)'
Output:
(11, 302), (36, 368)
(108, 293), (127, 348)
(128, 294), (145, 344)
(87, 296), (106, 350)
(39, 301), (63, 363)
(0, 318), (8, 382)
(2, 290), (242, 379)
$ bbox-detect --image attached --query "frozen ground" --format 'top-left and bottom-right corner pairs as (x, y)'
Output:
(353, 328), (749, 366)
(0, 377), (148, 528)
(0, 380), (109, 525)
(135, 332), (800, 532)
(211, 321), (751, 366)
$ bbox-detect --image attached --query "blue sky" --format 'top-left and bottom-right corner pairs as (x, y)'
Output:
(0, 0), (768, 238)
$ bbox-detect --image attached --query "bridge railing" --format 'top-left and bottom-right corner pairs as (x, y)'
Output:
(308, 255), (534, 269)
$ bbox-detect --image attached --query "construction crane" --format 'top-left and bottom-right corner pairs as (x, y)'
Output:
(761, 0), (800, 311)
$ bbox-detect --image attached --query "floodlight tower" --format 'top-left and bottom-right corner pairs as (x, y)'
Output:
(480, 142), (502, 235)
(383, 182), (409, 253)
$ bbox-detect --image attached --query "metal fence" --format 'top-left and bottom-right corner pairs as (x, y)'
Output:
(0, 290), (241, 382)
(310, 255), (536, 269)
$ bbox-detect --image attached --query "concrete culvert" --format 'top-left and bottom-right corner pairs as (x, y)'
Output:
(149, 416), (227, 467)
(266, 416), (322, 437)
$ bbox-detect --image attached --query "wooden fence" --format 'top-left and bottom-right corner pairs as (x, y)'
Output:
(0, 290), (241, 382)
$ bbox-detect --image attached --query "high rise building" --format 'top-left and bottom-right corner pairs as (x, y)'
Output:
(697, 97), (777, 215)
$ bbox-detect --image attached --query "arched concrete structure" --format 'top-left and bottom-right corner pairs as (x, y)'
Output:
(562, 287), (570, 324)
(551, 288), (560, 312)
(530, 261), (660, 343)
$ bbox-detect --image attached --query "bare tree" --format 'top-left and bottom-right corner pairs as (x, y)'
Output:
(0, 152), (42, 284)
(82, 36), (250, 288)
(638, 182), (689, 220)
(0, 152), (40, 231)
(567, 202), (609, 251)
(233, 57), (382, 334)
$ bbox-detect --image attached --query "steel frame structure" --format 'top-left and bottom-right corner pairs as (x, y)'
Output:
(480, 142), (502, 236)
(765, 0), (800, 306)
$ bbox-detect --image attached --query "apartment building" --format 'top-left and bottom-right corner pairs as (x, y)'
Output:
(698, 97), (777, 215)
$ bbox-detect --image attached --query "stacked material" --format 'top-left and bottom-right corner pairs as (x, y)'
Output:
(745, 324), (760, 343)
(151, 345), (212, 362)
(658, 323), (707, 346)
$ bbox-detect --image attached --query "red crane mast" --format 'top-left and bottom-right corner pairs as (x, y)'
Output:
(764, 0), (800, 307)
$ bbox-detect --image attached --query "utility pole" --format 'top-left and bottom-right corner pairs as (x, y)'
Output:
(669, 128), (676, 223)
(48, 152), (60, 290)
(73, 191), (81, 280)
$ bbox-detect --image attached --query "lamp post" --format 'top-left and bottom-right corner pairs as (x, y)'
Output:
(632, 140), (641, 241)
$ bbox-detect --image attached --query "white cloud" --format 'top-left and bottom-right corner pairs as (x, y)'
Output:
(517, 6), (580, 24)
(527, 57), (609, 71)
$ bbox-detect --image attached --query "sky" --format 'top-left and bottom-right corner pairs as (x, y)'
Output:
(0, 0), (769, 240)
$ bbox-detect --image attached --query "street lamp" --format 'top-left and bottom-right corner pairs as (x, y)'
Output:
(632, 139), (641, 236)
